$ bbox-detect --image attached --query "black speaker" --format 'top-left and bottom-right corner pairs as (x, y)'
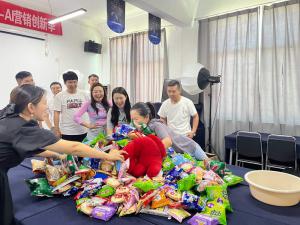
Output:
(84, 40), (102, 54)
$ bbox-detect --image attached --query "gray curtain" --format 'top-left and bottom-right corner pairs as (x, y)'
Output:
(198, 0), (300, 160)
(110, 29), (168, 103)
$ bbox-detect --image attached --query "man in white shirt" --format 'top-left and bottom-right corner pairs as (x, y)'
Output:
(88, 74), (99, 89)
(15, 71), (52, 129)
(48, 81), (62, 125)
(158, 80), (199, 139)
(53, 71), (88, 142)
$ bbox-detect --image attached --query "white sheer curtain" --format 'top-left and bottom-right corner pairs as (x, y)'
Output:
(109, 29), (168, 103)
(259, 1), (300, 132)
(109, 34), (133, 98)
(198, 1), (300, 160)
(199, 9), (259, 160)
(134, 29), (167, 103)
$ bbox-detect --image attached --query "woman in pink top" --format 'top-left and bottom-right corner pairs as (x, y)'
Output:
(74, 83), (110, 140)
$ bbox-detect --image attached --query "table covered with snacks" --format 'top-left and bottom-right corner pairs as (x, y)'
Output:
(8, 125), (300, 225)
(9, 158), (300, 225)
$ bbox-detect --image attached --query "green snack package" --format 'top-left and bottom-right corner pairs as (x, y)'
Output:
(203, 201), (227, 225)
(183, 153), (196, 163)
(133, 180), (162, 192)
(76, 197), (89, 206)
(223, 174), (243, 187)
(26, 178), (53, 197)
(97, 185), (115, 198)
(116, 139), (129, 148)
(66, 155), (78, 174)
(205, 160), (226, 177)
(90, 132), (106, 148)
(162, 156), (175, 172)
(205, 185), (232, 212)
(140, 123), (155, 135)
(177, 174), (196, 191)
(195, 160), (205, 169)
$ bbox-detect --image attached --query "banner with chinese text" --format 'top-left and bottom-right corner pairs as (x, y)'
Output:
(0, 1), (62, 35)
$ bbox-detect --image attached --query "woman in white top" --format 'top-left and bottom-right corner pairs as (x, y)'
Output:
(107, 87), (131, 135)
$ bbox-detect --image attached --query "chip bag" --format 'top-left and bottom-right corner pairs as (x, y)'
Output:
(133, 179), (162, 192)
(168, 208), (191, 223)
(177, 174), (196, 191)
(202, 201), (227, 225)
(26, 178), (53, 197)
(205, 185), (232, 212)
(223, 174), (243, 187)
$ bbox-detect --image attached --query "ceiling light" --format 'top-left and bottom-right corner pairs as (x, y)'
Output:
(48, 8), (87, 24)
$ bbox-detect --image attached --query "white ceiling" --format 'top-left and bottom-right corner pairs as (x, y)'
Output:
(5, 0), (282, 29)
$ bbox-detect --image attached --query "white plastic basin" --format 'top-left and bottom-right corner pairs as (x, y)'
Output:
(244, 170), (300, 206)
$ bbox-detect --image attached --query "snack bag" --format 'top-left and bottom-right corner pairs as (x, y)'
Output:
(26, 178), (53, 197)
(223, 174), (243, 187)
(202, 201), (227, 225)
(168, 208), (191, 223)
(187, 213), (219, 225)
(205, 185), (232, 212)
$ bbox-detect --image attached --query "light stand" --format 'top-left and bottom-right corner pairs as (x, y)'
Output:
(197, 68), (221, 155)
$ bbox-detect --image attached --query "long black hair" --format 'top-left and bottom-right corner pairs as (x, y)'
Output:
(90, 83), (109, 114)
(111, 87), (131, 127)
(0, 84), (45, 119)
(131, 102), (156, 120)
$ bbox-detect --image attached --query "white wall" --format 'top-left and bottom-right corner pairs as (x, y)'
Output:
(0, 21), (102, 108)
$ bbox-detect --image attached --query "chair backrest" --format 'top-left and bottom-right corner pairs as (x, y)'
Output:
(236, 131), (262, 158)
(267, 134), (296, 163)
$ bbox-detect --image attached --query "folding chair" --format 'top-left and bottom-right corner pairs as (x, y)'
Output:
(236, 131), (263, 169)
(266, 134), (297, 171)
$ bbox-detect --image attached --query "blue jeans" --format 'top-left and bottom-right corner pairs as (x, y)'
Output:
(194, 144), (208, 160)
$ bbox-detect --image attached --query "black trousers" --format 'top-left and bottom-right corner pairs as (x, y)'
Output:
(61, 133), (87, 142)
(0, 169), (16, 225)
(61, 133), (87, 161)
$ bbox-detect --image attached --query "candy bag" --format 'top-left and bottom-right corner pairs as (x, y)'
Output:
(165, 188), (182, 201)
(181, 192), (207, 212)
(190, 167), (205, 181)
(97, 185), (115, 198)
(86, 196), (107, 207)
(92, 205), (117, 221)
(180, 162), (194, 173)
(187, 213), (219, 225)
(151, 191), (171, 209)
(203, 170), (224, 185)
(136, 189), (159, 212)
(183, 153), (196, 163)
(168, 208), (191, 223)
(66, 155), (79, 173)
(116, 139), (129, 148)
(105, 177), (121, 188)
(119, 203), (137, 216)
(202, 201), (227, 225)
(223, 174), (243, 187)
(172, 154), (189, 166)
(165, 167), (183, 183)
(205, 160), (226, 177)
(140, 206), (169, 218)
(45, 165), (61, 185)
(118, 159), (129, 180)
(195, 180), (218, 193)
(177, 174), (196, 191)
(78, 202), (94, 216)
(162, 156), (175, 172)
(26, 178), (53, 197)
(31, 159), (46, 174)
(205, 185), (232, 212)
(133, 179), (162, 192)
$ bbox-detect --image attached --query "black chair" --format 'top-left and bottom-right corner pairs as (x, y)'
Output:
(266, 134), (297, 171)
(236, 131), (264, 169)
